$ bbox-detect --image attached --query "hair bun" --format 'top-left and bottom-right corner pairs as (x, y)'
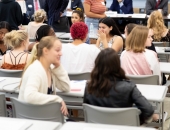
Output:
(76, 8), (82, 12)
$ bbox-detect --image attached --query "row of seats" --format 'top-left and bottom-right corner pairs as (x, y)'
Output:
(0, 94), (140, 126)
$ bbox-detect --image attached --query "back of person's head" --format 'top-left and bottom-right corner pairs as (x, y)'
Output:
(34, 9), (47, 23)
(125, 23), (137, 36)
(25, 36), (59, 70)
(70, 22), (88, 40)
(4, 30), (28, 49)
(35, 25), (55, 41)
(72, 8), (84, 22)
(87, 48), (128, 97)
(125, 25), (148, 53)
(0, 21), (12, 32)
(147, 10), (167, 41)
(99, 17), (122, 37)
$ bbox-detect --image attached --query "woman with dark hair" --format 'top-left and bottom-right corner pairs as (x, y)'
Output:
(84, 48), (158, 124)
(28, 25), (56, 51)
(124, 23), (137, 38)
(96, 17), (123, 52)
(0, 21), (12, 55)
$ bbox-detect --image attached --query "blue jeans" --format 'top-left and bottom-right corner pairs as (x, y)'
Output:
(85, 17), (99, 44)
(85, 17), (99, 34)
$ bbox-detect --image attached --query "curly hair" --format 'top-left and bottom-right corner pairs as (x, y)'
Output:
(147, 10), (167, 41)
(70, 22), (88, 40)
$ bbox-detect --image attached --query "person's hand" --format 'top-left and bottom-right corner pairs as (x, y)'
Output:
(60, 100), (68, 116)
(152, 114), (159, 121)
(117, 0), (122, 3)
(98, 30), (106, 42)
(53, 60), (60, 68)
(60, 12), (62, 16)
(158, 9), (162, 13)
(67, 8), (72, 11)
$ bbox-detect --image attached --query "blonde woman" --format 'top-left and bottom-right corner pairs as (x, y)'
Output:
(27, 9), (47, 39)
(18, 36), (70, 115)
(120, 26), (161, 84)
(1, 30), (30, 70)
(147, 10), (169, 42)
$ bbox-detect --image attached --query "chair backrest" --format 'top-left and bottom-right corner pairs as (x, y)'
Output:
(0, 93), (7, 117)
(83, 104), (140, 126)
(133, 8), (139, 13)
(0, 69), (23, 78)
(10, 98), (64, 123)
(126, 75), (159, 85)
(152, 42), (169, 47)
(68, 72), (91, 80)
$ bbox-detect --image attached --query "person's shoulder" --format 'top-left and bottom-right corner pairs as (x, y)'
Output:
(117, 79), (136, 90)
(145, 49), (157, 57)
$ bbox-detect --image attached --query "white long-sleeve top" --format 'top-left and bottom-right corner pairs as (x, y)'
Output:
(18, 60), (70, 104)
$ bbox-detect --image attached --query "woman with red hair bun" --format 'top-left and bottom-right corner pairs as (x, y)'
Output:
(61, 22), (100, 73)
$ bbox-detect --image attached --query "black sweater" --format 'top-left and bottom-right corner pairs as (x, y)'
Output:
(0, 0), (23, 30)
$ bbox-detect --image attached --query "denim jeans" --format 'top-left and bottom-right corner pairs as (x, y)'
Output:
(85, 17), (99, 44)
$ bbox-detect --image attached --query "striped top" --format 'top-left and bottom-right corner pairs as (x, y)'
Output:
(84, 0), (106, 14)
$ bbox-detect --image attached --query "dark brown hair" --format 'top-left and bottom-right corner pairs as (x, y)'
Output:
(126, 23), (137, 35)
(87, 48), (128, 97)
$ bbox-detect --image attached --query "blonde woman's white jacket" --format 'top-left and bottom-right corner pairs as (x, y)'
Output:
(18, 60), (70, 104)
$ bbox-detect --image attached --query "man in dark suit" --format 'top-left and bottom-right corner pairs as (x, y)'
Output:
(44, 0), (69, 32)
(109, 0), (133, 14)
(145, 0), (168, 16)
(67, 0), (83, 11)
(25, 0), (46, 20)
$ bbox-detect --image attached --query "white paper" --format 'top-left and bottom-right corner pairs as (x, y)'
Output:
(66, 11), (72, 17)
(105, 11), (117, 17)
(132, 13), (146, 18)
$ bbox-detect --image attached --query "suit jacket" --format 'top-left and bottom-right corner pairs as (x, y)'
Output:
(109, 0), (133, 14)
(44, 0), (69, 25)
(18, 60), (70, 104)
(70, 0), (83, 11)
(25, 0), (46, 18)
(145, 0), (168, 16)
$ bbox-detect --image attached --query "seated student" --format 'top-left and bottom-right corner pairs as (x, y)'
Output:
(1, 30), (30, 70)
(0, 21), (12, 56)
(96, 17), (123, 52)
(27, 9), (47, 39)
(147, 10), (170, 43)
(61, 22), (100, 73)
(18, 36), (70, 115)
(84, 48), (158, 124)
(109, 0), (133, 14)
(121, 26), (161, 84)
(71, 9), (84, 24)
(124, 23), (137, 38)
(28, 25), (56, 52)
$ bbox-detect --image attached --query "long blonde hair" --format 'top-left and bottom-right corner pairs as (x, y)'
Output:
(125, 25), (148, 53)
(4, 30), (28, 49)
(147, 10), (167, 41)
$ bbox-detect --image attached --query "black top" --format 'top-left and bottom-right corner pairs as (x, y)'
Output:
(47, 87), (53, 95)
(83, 79), (154, 124)
(0, 0), (23, 30)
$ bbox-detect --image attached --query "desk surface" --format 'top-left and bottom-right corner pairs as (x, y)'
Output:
(0, 117), (61, 130)
(155, 47), (170, 55)
(160, 62), (170, 73)
(60, 122), (156, 130)
(57, 80), (167, 102)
